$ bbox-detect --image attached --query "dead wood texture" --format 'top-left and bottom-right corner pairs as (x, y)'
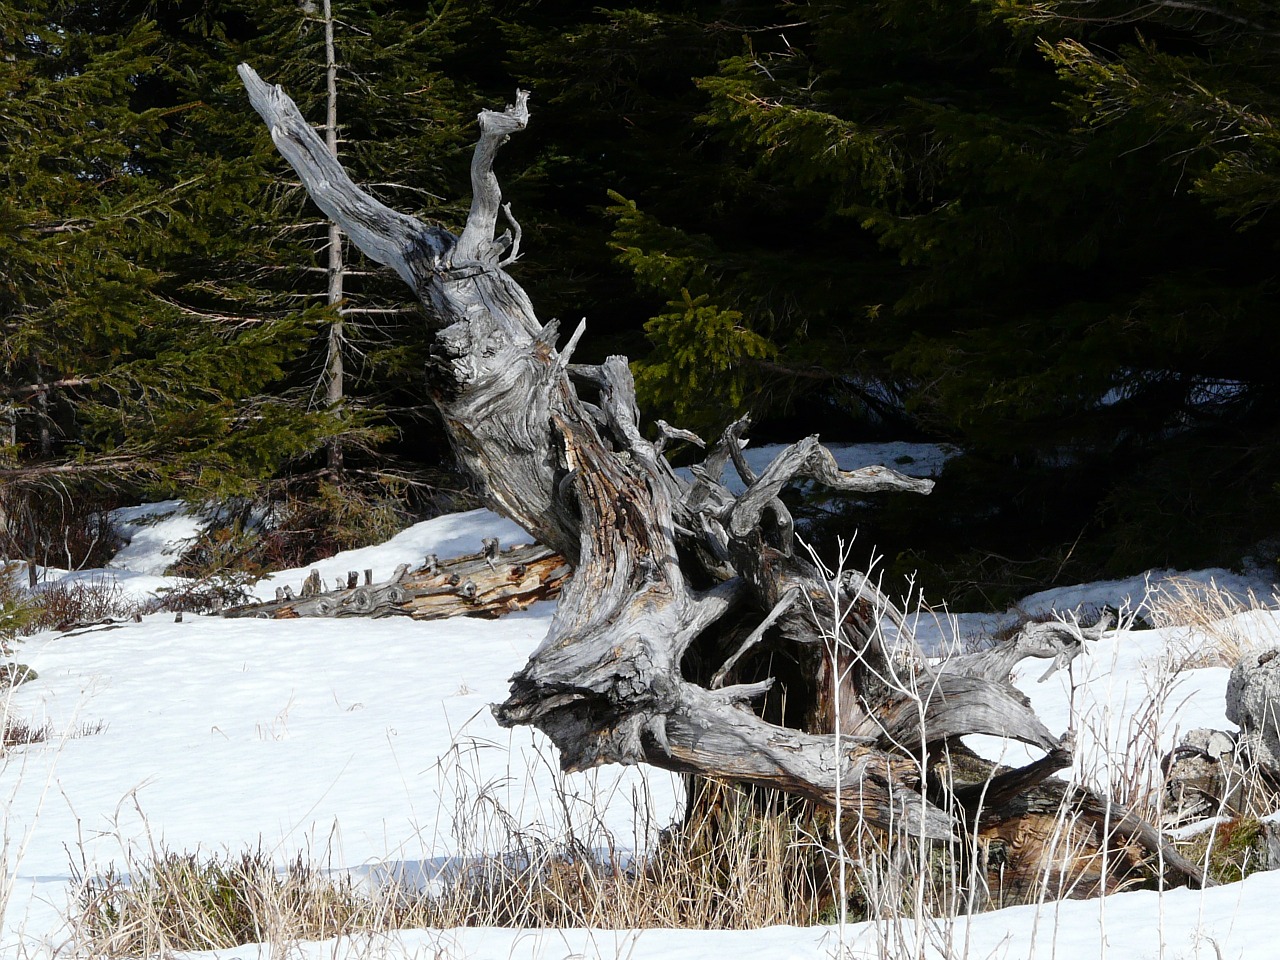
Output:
(239, 66), (1205, 893)
(222, 541), (568, 620)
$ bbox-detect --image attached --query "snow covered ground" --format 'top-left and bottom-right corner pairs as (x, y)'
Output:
(5, 452), (1280, 958)
(3, 510), (679, 959)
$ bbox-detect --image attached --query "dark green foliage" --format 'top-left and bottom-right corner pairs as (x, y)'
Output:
(604, 0), (1280, 595)
(0, 1), (341, 554)
(494, 4), (786, 358)
(130, 0), (476, 477)
(6, 0), (1280, 597)
(631, 289), (776, 432)
(0, 1), (484, 564)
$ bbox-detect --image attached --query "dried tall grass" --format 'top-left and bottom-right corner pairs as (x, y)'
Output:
(1145, 576), (1279, 670)
(61, 564), (1280, 958)
(68, 777), (838, 958)
(76, 849), (375, 955)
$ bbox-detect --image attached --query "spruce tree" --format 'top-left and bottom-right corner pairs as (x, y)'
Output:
(606, 0), (1280, 595)
(0, 1), (338, 569)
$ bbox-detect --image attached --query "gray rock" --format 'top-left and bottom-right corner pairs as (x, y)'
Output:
(1266, 818), (1280, 872)
(1226, 649), (1280, 776)
(1185, 727), (1238, 760)
(1162, 727), (1244, 826)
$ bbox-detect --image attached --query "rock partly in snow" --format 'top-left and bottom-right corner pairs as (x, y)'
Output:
(1227, 649), (1280, 778)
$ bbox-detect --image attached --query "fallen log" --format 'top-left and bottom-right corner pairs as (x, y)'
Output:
(221, 540), (568, 620)
(941, 740), (1208, 904)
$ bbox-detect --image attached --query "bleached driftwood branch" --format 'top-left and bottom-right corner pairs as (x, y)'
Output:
(240, 63), (1206, 887)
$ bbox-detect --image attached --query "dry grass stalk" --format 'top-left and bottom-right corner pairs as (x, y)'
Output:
(60, 565), (1280, 956)
(69, 783), (838, 957)
(75, 849), (378, 956)
(1, 714), (105, 755)
(1145, 577), (1279, 670)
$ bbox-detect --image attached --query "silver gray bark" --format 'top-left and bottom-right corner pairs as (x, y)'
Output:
(238, 66), (1206, 883)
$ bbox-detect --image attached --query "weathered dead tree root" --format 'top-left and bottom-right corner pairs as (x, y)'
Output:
(240, 65), (1205, 891)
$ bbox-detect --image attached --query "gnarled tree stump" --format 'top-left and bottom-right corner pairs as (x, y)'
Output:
(239, 66), (1206, 898)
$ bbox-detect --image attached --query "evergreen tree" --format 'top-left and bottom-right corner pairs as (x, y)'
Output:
(0, 1), (339, 568)
(12, 0), (1277, 590)
(604, 0), (1280, 597)
(227, 0), (479, 487)
(13, 0), (492, 545)
(190, 0), (483, 506)
(493, 4), (782, 361)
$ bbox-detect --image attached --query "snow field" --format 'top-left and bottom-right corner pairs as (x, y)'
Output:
(4, 464), (1280, 958)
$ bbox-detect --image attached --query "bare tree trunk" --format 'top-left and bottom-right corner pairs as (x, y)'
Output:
(322, 0), (345, 475)
(0, 449), (18, 588)
(34, 362), (51, 458)
(0, 399), (15, 558)
(238, 67), (1208, 893)
(0, 402), (36, 587)
(0, 401), (13, 456)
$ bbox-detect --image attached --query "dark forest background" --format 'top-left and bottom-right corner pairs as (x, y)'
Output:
(5, 0), (1280, 606)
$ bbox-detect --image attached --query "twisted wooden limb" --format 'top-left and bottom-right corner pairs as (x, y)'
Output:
(942, 612), (1112, 683)
(494, 416), (951, 838)
(239, 65), (452, 289)
(241, 66), (948, 835)
(239, 69), (1192, 879)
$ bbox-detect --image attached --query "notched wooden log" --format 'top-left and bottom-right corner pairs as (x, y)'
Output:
(223, 542), (568, 620)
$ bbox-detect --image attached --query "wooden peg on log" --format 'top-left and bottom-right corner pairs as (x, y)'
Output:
(301, 570), (322, 598)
